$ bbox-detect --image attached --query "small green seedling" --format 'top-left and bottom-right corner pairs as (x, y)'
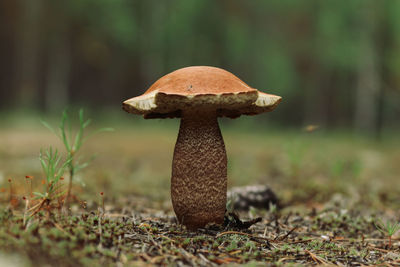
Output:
(374, 219), (400, 248)
(29, 147), (71, 216)
(41, 109), (113, 209)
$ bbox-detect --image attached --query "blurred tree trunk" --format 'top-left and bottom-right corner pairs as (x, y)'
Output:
(44, 20), (70, 112)
(354, 6), (381, 137)
(137, 0), (168, 87)
(303, 70), (329, 127)
(13, 0), (43, 109)
(0, 1), (18, 108)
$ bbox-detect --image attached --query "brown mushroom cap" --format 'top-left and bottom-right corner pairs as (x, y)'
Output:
(122, 66), (281, 119)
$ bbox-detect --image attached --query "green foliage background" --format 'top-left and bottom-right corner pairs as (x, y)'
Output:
(0, 0), (399, 134)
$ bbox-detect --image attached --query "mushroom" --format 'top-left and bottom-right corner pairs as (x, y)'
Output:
(122, 66), (281, 229)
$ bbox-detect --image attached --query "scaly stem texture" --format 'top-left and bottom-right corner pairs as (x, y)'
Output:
(172, 109), (227, 229)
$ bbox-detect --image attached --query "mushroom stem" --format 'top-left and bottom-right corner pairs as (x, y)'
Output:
(172, 109), (227, 229)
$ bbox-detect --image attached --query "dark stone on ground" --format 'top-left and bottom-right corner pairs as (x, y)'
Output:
(228, 185), (279, 211)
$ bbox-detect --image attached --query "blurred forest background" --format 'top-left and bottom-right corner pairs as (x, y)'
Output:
(0, 0), (399, 136)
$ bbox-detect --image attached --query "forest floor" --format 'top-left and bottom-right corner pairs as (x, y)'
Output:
(0, 115), (400, 266)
